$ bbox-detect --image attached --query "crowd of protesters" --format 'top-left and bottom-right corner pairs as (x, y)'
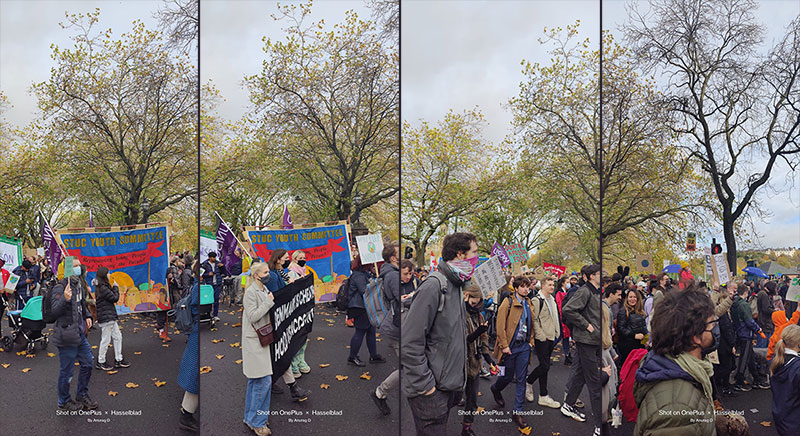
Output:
(399, 232), (800, 436)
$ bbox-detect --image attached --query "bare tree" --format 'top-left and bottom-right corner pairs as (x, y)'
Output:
(154, 0), (198, 56)
(625, 0), (800, 269)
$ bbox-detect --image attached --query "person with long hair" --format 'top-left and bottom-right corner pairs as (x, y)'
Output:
(346, 254), (385, 367)
(241, 262), (275, 436)
(93, 267), (129, 370)
(286, 250), (311, 378)
(616, 288), (648, 369)
(555, 276), (573, 366)
(770, 324), (800, 436)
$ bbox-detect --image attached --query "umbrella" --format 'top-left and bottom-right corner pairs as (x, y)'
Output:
(662, 264), (681, 273)
(742, 266), (769, 279)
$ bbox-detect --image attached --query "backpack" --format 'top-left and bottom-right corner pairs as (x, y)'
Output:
(748, 294), (759, 319)
(335, 278), (350, 311)
(718, 311), (736, 345)
(561, 286), (581, 329)
(41, 278), (61, 324)
(364, 276), (390, 328)
(174, 292), (193, 334)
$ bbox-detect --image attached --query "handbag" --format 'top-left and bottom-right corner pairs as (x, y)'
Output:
(252, 321), (274, 347)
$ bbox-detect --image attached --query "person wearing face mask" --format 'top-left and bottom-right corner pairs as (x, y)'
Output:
(285, 250), (312, 378)
(633, 286), (719, 436)
(460, 283), (493, 436)
(402, 232), (476, 435)
(201, 252), (228, 322)
(50, 258), (98, 412)
(490, 275), (536, 431)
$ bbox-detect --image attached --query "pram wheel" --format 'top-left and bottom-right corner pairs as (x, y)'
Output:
(1, 335), (13, 352)
(26, 342), (35, 354)
(42, 336), (49, 349)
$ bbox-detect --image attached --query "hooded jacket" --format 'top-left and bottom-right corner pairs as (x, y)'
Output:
(768, 310), (800, 360)
(633, 352), (715, 436)
(93, 279), (120, 324)
(401, 262), (467, 398)
(50, 276), (93, 348)
(771, 352), (800, 436)
(562, 282), (602, 346)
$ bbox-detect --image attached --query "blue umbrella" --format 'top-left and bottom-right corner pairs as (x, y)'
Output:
(662, 264), (681, 273)
(742, 266), (769, 278)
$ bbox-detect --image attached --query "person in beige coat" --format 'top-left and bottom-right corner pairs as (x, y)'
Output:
(526, 276), (562, 408)
(241, 262), (275, 436)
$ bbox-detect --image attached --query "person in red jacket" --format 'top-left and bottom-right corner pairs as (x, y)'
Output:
(555, 276), (573, 365)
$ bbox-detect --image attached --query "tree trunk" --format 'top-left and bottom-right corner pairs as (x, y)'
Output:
(414, 241), (427, 268)
(723, 212), (738, 276)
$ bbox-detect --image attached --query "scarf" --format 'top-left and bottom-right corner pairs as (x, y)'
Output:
(446, 259), (474, 282)
(668, 352), (715, 403)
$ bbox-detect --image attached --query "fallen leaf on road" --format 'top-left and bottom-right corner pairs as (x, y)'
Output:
(1, 363), (10, 368)
(223, 322), (228, 326)
(47, 353), (56, 357)
(21, 368), (31, 373)
(108, 391), (117, 397)
(235, 359), (243, 364)
(345, 346), (350, 349)
(154, 381), (167, 387)
(92, 345), (98, 349)
(316, 337), (325, 341)
(162, 344), (169, 347)
(327, 324), (334, 327)
(216, 354), (224, 360)
(760, 421), (772, 427)
(107, 370), (118, 375)
(74, 362), (79, 366)
(320, 384), (330, 389)
(231, 323), (241, 327)
(125, 382), (139, 388)
(360, 372), (371, 380)
(335, 375), (348, 381)
(519, 425), (531, 435)
(319, 363), (330, 368)
(324, 319), (335, 323)
(151, 378), (158, 381)
(230, 342), (240, 348)
(16, 351), (26, 356)
(134, 351), (142, 355)
(212, 339), (225, 343)
(200, 366), (212, 374)
(477, 392), (482, 396)
(25, 354), (35, 358)
(476, 407), (485, 413)
(210, 328), (218, 331)
(376, 338), (382, 342)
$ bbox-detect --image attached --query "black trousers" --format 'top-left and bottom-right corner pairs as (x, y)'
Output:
(527, 339), (555, 396)
(565, 342), (603, 427)
(407, 389), (461, 436)
(735, 337), (763, 385)
(462, 375), (479, 425)
(714, 337), (735, 389)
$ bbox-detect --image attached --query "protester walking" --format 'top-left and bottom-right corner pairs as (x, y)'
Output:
(526, 276), (562, 409)
(93, 267), (129, 371)
(461, 283), (492, 436)
(373, 244), (401, 416)
(177, 278), (199, 433)
(346, 254), (385, 366)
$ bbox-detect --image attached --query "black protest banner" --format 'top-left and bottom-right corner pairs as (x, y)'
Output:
(270, 274), (315, 378)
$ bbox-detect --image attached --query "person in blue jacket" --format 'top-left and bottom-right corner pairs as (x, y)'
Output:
(201, 252), (227, 322)
(177, 275), (200, 432)
(770, 323), (800, 436)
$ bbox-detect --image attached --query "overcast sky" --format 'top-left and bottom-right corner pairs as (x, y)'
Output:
(402, 0), (800, 251)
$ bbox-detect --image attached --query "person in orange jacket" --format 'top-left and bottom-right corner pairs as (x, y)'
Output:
(769, 310), (800, 360)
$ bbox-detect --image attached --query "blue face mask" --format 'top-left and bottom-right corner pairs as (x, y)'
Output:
(73, 266), (82, 277)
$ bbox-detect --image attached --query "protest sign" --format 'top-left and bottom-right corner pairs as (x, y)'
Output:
(200, 230), (217, 263)
(0, 235), (22, 271)
(4, 272), (19, 291)
(503, 243), (530, 264)
(58, 225), (170, 314)
(709, 252), (731, 289)
(472, 256), (505, 299)
(36, 247), (45, 257)
(635, 255), (653, 273)
(787, 277), (800, 302)
(686, 232), (697, 252)
(704, 248), (713, 277)
(270, 274), (315, 378)
(355, 233), (384, 265)
(542, 262), (566, 277)
(245, 221), (352, 303)
(491, 242), (511, 267)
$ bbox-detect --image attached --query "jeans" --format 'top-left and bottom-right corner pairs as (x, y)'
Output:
(376, 338), (399, 399)
(349, 325), (377, 359)
(562, 336), (571, 358)
(212, 284), (221, 317)
(462, 375), (479, 424)
(407, 389), (460, 436)
(98, 321), (122, 363)
(493, 341), (531, 412)
(57, 335), (93, 405)
(527, 339), (555, 395)
(244, 375), (272, 428)
(565, 342), (603, 427)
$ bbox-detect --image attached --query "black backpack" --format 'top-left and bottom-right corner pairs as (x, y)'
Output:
(42, 278), (63, 324)
(336, 278), (351, 311)
(561, 286), (579, 329)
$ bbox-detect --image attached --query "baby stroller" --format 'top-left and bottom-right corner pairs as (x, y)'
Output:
(198, 284), (215, 328)
(2, 294), (48, 354)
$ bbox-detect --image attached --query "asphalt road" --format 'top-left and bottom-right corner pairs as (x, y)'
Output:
(198, 302), (401, 436)
(399, 342), (779, 436)
(0, 312), (189, 436)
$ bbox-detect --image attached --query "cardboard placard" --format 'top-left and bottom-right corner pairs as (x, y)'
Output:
(635, 255), (653, 273)
(355, 233), (384, 265)
(710, 252), (731, 289)
(786, 277), (800, 303)
(472, 256), (505, 299)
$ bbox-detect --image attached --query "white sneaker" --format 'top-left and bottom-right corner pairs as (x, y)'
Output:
(525, 383), (534, 402)
(538, 394), (561, 409)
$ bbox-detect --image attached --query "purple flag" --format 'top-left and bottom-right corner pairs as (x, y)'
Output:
(215, 212), (241, 272)
(282, 205), (293, 229)
(491, 242), (511, 267)
(40, 211), (63, 274)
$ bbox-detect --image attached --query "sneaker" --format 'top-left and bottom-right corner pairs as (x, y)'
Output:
(371, 390), (391, 415)
(564, 355), (573, 366)
(538, 395), (561, 409)
(114, 358), (131, 368)
(159, 330), (172, 342)
(96, 361), (114, 371)
(348, 356), (366, 367)
(345, 318), (354, 327)
(560, 403), (586, 422)
(479, 366), (490, 378)
(733, 384), (752, 392)
(490, 383), (505, 408)
(525, 383), (535, 402)
(298, 363), (311, 374)
(289, 383), (310, 402)
(212, 316), (220, 322)
(292, 370), (302, 379)
(76, 395), (98, 411)
(592, 426), (601, 436)
(58, 399), (83, 412)
(753, 381), (771, 390)
(179, 408), (199, 433)
(253, 425), (272, 436)
(370, 354), (387, 364)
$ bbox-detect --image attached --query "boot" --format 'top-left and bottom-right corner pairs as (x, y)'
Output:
(159, 329), (171, 342)
(288, 382), (310, 402)
(512, 413), (527, 429)
(178, 408), (199, 433)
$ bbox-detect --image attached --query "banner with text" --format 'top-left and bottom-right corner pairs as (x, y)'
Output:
(504, 243), (530, 264)
(245, 222), (351, 303)
(58, 226), (170, 314)
(542, 262), (566, 277)
(0, 235), (22, 271)
(270, 274), (315, 378)
(200, 230), (217, 263)
(491, 242), (511, 267)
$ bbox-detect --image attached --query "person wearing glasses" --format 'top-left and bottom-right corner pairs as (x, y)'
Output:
(632, 286), (718, 436)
